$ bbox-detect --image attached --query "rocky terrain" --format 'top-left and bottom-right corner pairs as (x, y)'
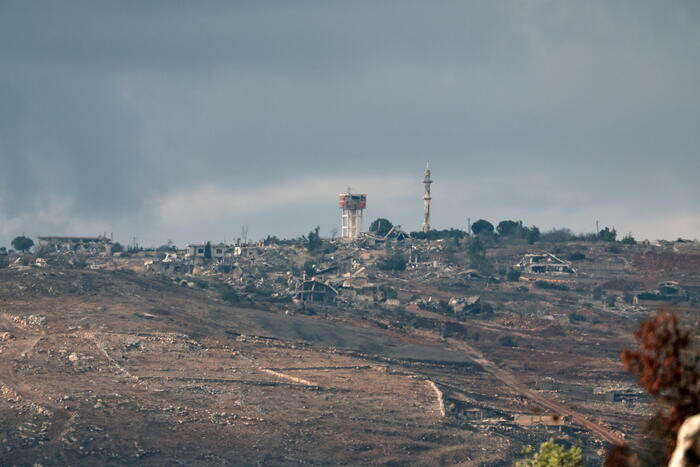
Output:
(0, 236), (698, 465)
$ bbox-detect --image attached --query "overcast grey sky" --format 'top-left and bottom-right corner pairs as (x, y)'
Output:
(1, 1), (698, 247)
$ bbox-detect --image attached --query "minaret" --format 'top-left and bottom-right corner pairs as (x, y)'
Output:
(422, 162), (432, 233)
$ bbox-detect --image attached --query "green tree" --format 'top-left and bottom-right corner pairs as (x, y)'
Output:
(11, 236), (34, 252)
(204, 241), (212, 259)
(598, 226), (617, 242)
(377, 251), (407, 271)
(111, 242), (124, 253)
(620, 233), (636, 245)
(517, 439), (583, 467)
(506, 268), (521, 282)
(369, 218), (393, 237)
(497, 220), (521, 236)
(467, 237), (491, 273)
(307, 226), (322, 252)
(471, 219), (494, 235)
(526, 226), (541, 244)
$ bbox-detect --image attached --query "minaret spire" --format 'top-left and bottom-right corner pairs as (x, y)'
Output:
(422, 161), (432, 233)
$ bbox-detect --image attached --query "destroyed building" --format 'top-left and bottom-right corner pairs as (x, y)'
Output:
(294, 279), (338, 304)
(37, 235), (112, 252)
(186, 243), (228, 261)
(514, 253), (575, 275)
(339, 192), (367, 240)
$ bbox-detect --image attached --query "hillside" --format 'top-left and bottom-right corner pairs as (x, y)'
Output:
(0, 238), (698, 465)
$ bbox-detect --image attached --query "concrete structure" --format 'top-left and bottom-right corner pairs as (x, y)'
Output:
(514, 253), (575, 275)
(422, 162), (432, 233)
(37, 236), (111, 251)
(186, 243), (227, 261)
(339, 192), (367, 240)
(295, 279), (338, 303)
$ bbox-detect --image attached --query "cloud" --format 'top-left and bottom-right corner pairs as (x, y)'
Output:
(0, 1), (698, 245)
(154, 175), (415, 226)
(0, 196), (111, 243)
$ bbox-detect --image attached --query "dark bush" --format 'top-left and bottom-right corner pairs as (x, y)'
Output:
(377, 251), (407, 271)
(307, 226), (322, 252)
(606, 294), (618, 307)
(499, 335), (516, 347)
(607, 244), (622, 253)
(601, 279), (642, 291)
(568, 252), (586, 261)
(410, 228), (468, 241)
(621, 234), (636, 245)
(525, 226), (540, 244)
(598, 226), (617, 242)
(569, 312), (587, 323)
(593, 286), (604, 300)
(534, 280), (570, 291)
(541, 228), (575, 243)
(218, 285), (242, 305)
(506, 268), (521, 282)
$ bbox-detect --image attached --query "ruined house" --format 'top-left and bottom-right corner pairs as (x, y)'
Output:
(37, 236), (112, 252)
(294, 279), (338, 304)
(186, 243), (228, 261)
(514, 253), (575, 275)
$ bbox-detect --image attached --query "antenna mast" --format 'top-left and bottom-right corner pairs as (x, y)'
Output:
(422, 161), (432, 233)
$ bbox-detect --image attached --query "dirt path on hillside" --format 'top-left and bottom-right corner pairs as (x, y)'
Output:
(446, 339), (626, 446)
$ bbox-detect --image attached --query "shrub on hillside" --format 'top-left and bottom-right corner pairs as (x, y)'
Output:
(535, 280), (570, 291)
(499, 335), (517, 347)
(621, 234), (637, 245)
(525, 226), (541, 244)
(518, 439), (583, 467)
(377, 251), (407, 271)
(607, 244), (622, 254)
(409, 229), (467, 241)
(541, 228), (575, 243)
(506, 268), (521, 282)
(598, 226), (617, 242)
(307, 226), (322, 252)
(569, 312), (587, 323)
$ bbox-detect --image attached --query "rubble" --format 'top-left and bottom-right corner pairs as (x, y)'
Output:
(514, 253), (576, 275)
